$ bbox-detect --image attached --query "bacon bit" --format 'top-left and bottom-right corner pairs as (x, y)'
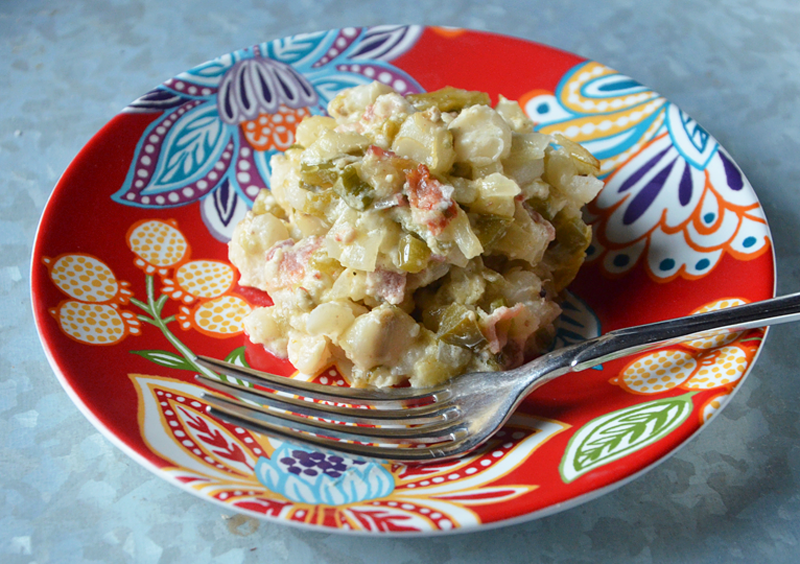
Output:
(267, 237), (322, 288)
(366, 269), (407, 305)
(405, 164), (457, 236)
(367, 145), (398, 159)
(482, 304), (525, 354)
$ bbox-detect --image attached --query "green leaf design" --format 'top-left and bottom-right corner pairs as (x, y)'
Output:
(132, 349), (194, 371)
(560, 394), (696, 483)
(224, 346), (249, 368)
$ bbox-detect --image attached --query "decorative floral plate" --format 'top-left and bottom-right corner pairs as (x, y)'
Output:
(32, 26), (774, 534)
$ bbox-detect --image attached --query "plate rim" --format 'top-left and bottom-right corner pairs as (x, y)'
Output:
(29, 24), (778, 535)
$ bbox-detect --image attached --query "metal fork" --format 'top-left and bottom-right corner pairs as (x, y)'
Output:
(195, 292), (800, 463)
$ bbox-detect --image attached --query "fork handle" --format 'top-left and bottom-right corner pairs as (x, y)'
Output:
(552, 291), (800, 376)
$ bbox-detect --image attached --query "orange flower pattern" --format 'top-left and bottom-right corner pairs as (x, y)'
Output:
(44, 219), (250, 369)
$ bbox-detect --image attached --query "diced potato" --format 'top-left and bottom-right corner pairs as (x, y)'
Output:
(391, 111), (456, 174)
(490, 200), (554, 265)
(468, 173), (521, 218)
(243, 307), (289, 358)
(306, 301), (358, 340)
(410, 338), (471, 388)
(553, 133), (601, 176)
(340, 305), (420, 371)
(503, 132), (550, 186)
(543, 147), (578, 194)
(476, 172), (522, 198)
(292, 212), (328, 237)
(251, 189), (286, 219)
(567, 174), (604, 205)
(448, 105), (512, 166)
(295, 115), (337, 146)
(326, 268), (369, 302)
(495, 95), (534, 133)
(359, 150), (405, 198)
(328, 81), (395, 121)
(324, 208), (386, 271)
(287, 330), (332, 375)
(450, 176), (477, 205)
(440, 207), (483, 259)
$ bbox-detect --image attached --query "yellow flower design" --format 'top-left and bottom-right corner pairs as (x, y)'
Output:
(162, 260), (236, 304)
(49, 301), (140, 345)
(44, 217), (249, 365)
(126, 218), (190, 275)
(42, 253), (132, 304)
(177, 295), (251, 338)
(43, 253), (140, 345)
(610, 298), (761, 396)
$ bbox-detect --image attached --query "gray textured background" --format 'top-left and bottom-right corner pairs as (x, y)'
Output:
(3, 0), (800, 562)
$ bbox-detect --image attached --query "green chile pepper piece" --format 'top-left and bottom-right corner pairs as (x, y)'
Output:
(398, 234), (431, 273)
(300, 161), (338, 188)
(407, 87), (492, 113)
(334, 165), (374, 210)
(471, 214), (512, 248)
(437, 303), (487, 350)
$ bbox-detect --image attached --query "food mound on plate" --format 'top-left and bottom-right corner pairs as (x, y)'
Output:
(229, 82), (603, 388)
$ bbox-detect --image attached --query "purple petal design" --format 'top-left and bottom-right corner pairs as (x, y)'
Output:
(313, 28), (361, 67)
(718, 150), (743, 191)
(217, 58), (317, 125)
(349, 25), (423, 61)
(200, 185), (250, 242)
(125, 88), (191, 113)
(618, 146), (670, 194)
(678, 164), (693, 206)
(623, 157), (678, 225)
(255, 445), (395, 505)
(211, 178), (238, 226)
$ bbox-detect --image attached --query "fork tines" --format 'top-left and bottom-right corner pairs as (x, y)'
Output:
(193, 356), (463, 461)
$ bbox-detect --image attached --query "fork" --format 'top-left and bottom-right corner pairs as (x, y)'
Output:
(194, 292), (800, 463)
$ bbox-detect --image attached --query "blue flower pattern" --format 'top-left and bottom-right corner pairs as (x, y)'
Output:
(114, 26), (423, 241)
(255, 444), (395, 505)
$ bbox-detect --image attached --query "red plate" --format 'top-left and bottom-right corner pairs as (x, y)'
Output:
(32, 26), (774, 534)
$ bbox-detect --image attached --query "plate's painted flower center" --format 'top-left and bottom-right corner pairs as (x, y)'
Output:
(278, 449), (366, 479)
(256, 444), (395, 505)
